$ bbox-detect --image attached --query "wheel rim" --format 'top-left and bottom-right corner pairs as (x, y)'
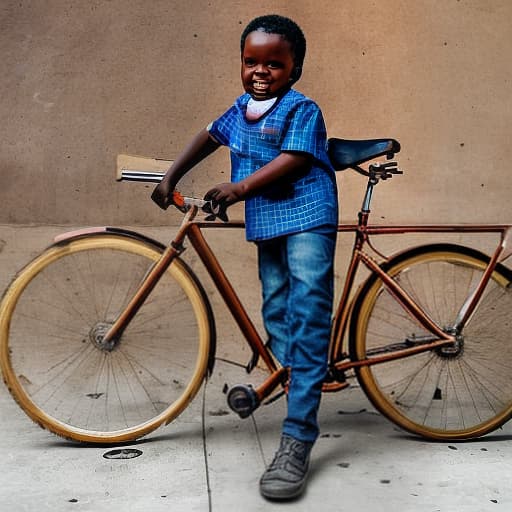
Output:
(0, 235), (210, 443)
(354, 249), (512, 440)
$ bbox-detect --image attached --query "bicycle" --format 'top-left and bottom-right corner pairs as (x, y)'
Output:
(2, 137), (512, 445)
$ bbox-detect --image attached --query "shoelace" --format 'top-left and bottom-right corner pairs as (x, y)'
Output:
(268, 440), (308, 473)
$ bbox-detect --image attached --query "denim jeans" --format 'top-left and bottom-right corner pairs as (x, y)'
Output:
(257, 229), (336, 443)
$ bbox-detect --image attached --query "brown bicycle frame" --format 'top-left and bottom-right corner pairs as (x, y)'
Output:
(329, 218), (512, 382)
(101, 201), (512, 402)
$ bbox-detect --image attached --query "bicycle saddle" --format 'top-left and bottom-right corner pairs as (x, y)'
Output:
(327, 138), (401, 171)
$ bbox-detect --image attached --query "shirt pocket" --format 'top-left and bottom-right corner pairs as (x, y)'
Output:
(257, 119), (282, 145)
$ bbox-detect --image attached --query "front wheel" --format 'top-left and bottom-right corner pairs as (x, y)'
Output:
(351, 243), (512, 440)
(0, 232), (214, 443)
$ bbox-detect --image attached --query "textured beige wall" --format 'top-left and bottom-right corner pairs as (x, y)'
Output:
(1, 0), (511, 226)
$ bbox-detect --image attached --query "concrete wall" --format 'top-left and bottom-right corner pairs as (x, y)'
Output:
(1, 0), (511, 226)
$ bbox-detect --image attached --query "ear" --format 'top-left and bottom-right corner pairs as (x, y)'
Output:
(291, 66), (302, 81)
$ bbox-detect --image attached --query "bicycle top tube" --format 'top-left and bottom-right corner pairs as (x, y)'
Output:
(118, 157), (512, 264)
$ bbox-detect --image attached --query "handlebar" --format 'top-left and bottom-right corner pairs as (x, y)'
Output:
(119, 170), (229, 221)
(119, 162), (404, 224)
(172, 191), (229, 222)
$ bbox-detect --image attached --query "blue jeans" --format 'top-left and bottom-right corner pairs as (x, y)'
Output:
(257, 229), (336, 443)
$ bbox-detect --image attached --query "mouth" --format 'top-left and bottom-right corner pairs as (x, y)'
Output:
(252, 81), (271, 93)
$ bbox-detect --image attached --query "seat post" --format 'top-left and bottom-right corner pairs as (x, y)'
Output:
(361, 180), (375, 213)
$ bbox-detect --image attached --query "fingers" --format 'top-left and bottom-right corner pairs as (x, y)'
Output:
(204, 184), (230, 201)
(151, 188), (170, 210)
(204, 183), (240, 205)
(203, 187), (219, 202)
(203, 187), (230, 222)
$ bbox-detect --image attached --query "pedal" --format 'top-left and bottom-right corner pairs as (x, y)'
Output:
(227, 384), (260, 419)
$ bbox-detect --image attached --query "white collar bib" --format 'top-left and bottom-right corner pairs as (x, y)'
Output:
(246, 97), (277, 120)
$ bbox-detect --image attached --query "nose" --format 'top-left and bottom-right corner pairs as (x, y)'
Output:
(254, 64), (268, 75)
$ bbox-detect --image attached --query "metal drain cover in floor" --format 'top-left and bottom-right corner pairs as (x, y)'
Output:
(103, 448), (143, 460)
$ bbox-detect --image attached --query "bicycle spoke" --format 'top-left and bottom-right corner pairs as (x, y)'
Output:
(355, 247), (512, 439)
(1, 235), (211, 442)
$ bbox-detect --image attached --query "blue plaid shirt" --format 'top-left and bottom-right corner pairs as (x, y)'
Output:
(208, 89), (338, 241)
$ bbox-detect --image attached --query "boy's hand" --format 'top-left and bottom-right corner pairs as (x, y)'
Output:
(204, 182), (244, 206)
(151, 179), (174, 210)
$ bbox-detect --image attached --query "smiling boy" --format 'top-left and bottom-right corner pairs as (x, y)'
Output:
(152, 15), (338, 500)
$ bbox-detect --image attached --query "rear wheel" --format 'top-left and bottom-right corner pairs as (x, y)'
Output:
(0, 233), (214, 443)
(351, 244), (512, 440)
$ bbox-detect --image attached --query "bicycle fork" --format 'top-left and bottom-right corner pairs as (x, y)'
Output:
(100, 210), (194, 348)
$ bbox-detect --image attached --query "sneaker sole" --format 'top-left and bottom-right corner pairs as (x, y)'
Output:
(260, 480), (306, 501)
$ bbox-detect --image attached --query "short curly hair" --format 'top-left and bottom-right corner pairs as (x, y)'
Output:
(240, 15), (306, 81)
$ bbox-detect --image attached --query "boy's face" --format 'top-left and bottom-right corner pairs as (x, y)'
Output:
(241, 30), (295, 100)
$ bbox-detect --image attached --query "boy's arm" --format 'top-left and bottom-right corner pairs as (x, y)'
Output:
(152, 128), (220, 210)
(204, 151), (312, 205)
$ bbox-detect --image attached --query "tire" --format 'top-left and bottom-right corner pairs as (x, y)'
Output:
(0, 233), (214, 443)
(351, 243), (512, 440)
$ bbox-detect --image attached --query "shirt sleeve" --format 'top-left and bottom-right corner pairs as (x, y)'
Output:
(207, 104), (237, 147)
(280, 101), (328, 160)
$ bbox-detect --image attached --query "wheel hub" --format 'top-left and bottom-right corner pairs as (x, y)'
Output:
(437, 329), (465, 358)
(89, 322), (117, 351)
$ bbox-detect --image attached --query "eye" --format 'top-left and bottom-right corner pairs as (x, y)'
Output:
(267, 61), (284, 70)
(243, 58), (256, 67)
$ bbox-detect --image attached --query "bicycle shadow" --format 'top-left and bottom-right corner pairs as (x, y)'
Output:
(38, 425), (206, 449)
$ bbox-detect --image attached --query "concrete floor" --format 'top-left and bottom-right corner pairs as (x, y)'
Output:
(1, 225), (512, 511)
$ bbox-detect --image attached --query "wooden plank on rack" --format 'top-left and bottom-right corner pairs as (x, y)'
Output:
(116, 154), (173, 180)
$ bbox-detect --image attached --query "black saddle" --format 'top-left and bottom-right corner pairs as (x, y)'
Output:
(328, 138), (401, 171)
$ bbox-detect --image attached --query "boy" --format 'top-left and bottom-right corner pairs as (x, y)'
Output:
(152, 14), (338, 500)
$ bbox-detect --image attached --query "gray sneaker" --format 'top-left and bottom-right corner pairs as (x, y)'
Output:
(259, 434), (312, 500)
